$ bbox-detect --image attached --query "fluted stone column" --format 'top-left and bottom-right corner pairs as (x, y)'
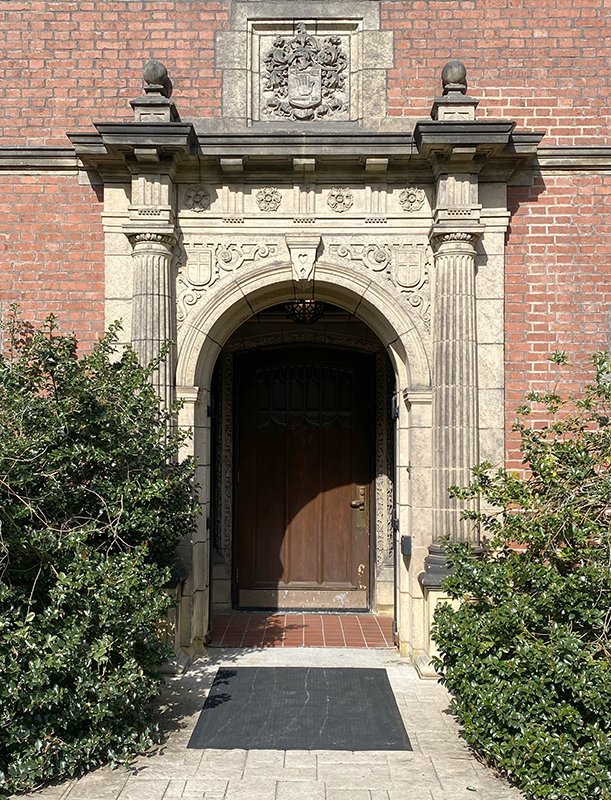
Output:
(431, 230), (481, 545)
(128, 231), (176, 413)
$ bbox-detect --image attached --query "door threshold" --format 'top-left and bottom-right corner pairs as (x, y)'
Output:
(210, 611), (394, 649)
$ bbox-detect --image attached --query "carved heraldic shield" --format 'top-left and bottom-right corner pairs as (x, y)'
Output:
(263, 23), (348, 121)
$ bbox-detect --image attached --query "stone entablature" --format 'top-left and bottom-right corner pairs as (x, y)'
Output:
(175, 181), (432, 222)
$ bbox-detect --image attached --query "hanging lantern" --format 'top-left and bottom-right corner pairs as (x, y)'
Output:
(283, 299), (326, 324)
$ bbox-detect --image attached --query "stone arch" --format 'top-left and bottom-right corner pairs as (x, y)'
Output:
(176, 259), (431, 393)
(174, 258), (431, 653)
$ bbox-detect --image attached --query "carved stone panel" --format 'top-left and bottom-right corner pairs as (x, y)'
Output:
(327, 238), (432, 332)
(177, 240), (279, 325)
(261, 23), (349, 121)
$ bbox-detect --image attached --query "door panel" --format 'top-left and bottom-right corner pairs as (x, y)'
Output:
(236, 347), (373, 610)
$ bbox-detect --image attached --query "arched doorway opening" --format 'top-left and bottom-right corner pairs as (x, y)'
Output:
(175, 262), (431, 655)
(209, 303), (396, 615)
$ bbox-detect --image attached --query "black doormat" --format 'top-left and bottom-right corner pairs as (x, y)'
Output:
(187, 667), (411, 751)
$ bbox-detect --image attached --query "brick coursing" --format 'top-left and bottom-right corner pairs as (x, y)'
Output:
(382, 0), (610, 147)
(0, 1), (609, 460)
(0, 2), (607, 146)
(0, 176), (105, 346)
(505, 173), (611, 467)
(0, 1), (229, 146)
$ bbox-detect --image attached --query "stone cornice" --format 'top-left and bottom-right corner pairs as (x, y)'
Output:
(3, 139), (611, 176)
(0, 147), (77, 172)
(413, 120), (545, 181)
(536, 146), (611, 171)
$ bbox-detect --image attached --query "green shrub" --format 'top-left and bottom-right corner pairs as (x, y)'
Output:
(0, 313), (198, 795)
(432, 351), (611, 800)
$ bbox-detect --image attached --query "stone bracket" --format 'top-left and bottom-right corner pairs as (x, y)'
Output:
(285, 233), (321, 285)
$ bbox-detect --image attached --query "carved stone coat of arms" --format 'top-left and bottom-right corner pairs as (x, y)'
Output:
(263, 23), (348, 121)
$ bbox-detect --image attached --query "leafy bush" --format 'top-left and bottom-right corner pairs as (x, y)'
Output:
(432, 351), (611, 800)
(0, 313), (198, 795)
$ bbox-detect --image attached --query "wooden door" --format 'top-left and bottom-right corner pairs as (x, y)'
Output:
(236, 347), (373, 609)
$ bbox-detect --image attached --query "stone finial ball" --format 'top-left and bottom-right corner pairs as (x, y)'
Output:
(441, 59), (467, 88)
(143, 59), (168, 86)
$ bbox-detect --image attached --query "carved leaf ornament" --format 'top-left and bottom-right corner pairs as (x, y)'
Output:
(263, 22), (348, 121)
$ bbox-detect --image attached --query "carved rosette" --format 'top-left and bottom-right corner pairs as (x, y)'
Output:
(184, 185), (211, 212)
(256, 187), (282, 212)
(327, 187), (354, 213)
(399, 187), (426, 212)
(263, 22), (348, 121)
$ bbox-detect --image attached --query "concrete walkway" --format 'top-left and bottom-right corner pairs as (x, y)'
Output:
(19, 648), (524, 800)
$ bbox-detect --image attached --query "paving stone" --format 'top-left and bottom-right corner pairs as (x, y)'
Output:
(162, 780), (187, 798)
(276, 781), (326, 799)
(244, 750), (285, 768)
(224, 778), (277, 800)
(15, 648), (521, 800)
(324, 790), (371, 800)
(116, 780), (169, 800)
(183, 779), (229, 794)
(64, 789), (123, 800)
(317, 764), (392, 789)
(16, 787), (75, 800)
(283, 750), (317, 769)
(242, 766), (317, 781)
(387, 790), (435, 800)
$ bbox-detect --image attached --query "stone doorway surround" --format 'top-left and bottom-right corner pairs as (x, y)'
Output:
(69, 18), (542, 671)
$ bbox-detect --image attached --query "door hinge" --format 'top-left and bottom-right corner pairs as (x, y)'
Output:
(391, 394), (400, 421)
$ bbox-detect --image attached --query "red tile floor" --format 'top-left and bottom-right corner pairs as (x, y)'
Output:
(210, 613), (395, 649)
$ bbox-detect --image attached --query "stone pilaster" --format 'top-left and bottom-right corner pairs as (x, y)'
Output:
(430, 229), (481, 546)
(127, 231), (177, 412)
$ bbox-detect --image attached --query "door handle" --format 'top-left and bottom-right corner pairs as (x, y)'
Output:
(350, 486), (366, 510)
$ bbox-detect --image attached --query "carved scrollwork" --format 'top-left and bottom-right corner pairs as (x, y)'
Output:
(256, 187), (282, 212)
(329, 242), (391, 273)
(184, 185), (211, 212)
(176, 242), (278, 326)
(327, 187), (354, 213)
(263, 22), (348, 121)
(328, 240), (432, 332)
(430, 230), (480, 249)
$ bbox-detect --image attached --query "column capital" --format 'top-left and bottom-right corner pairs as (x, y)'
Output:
(126, 230), (177, 250)
(429, 226), (483, 254)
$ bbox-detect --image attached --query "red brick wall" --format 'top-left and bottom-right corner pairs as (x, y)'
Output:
(0, 175), (105, 346)
(0, 1), (229, 146)
(0, 1), (609, 457)
(382, 0), (610, 146)
(0, 1), (607, 146)
(504, 173), (611, 466)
